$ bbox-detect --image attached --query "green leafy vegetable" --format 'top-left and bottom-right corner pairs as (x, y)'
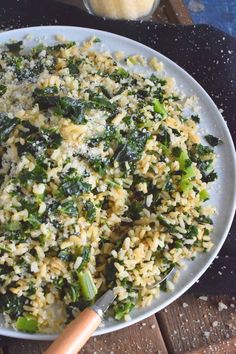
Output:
(56, 97), (88, 124)
(202, 170), (218, 183)
(17, 123), (62, 157)
(88, 125), (119, 150)
(83, 201), (96, 223)
(114, 298), (135, 320)
(31, 44), (45, 58)
(189, 144), (217, 183)
(114, 130), (150, 171)
(6, 40), (23, 53)
(89, 94), (116, 112)
(156, 128), (170, 147)
(59, 169), (92, 197)
(191, 115), (200, 123)
(0, 293), (25, 319)
(88, 157), (109, 176)
(58, 249), (74, 262)
(68, 284), (80, 302)
(195, 215), (213, 224)
(18, 161), (47, 185)
(67, 57), (83, 75)
(58, 199), (78, 217)
(185, 225), (198, 239)
(110, 67), (129, 82)
(126, 200), (144, 220)
(77, 246), (91, 271)
(0, 85), (7, 96)
(93, 37), (101, 43)
(204, 134), (223, 147)
(33, 86), (59, 110)
(157, 215), (178, 233)
(0, 113), (19, 143)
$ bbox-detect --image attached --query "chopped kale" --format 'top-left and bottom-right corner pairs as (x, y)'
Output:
(53, 276), (66, 290)
(31, 44), (45, 58)
(47, 41), (76, 53)
(99, 85), (112, 99)
(149, 74), (166, 86)
(164, 176), (173, 191)
(185, 225), (198, 239)
(173, 239), (184, 249)
(160, 279), (168, 292)
(68, 283), (80, 302)
(105, 259), (117, 284)
(157, 215), (178, 233)
(0, 293), (25, 320)
(59, 169), (92, 197)
(204, 134), (223, 147)
(88, 156), (109, 176)
(136, 89), (149, 99)
(58, 249), (74, 262)
(58, 199), (78, 217)
(83, 201), (96, 223)
(0, 85), (7, 96)
(6, 40), (23, 53)
(110, 67), (129, 82)
(190, 144), (214, 160)
(27, 213), (42, 229)
(88, 125), (119, 150)
(195, 215), (213, 225)
(56, 97), (88, 124)
(172, 128), (181, 137)
(33, 86), (60, 110)
(172, 146), (182, 158)
(93, 37), (101, 43)
(89, 94), (116, 112)
(189, 144), (217, 183)
(156, 128), (170, 147)
(18, 161), (47, 185)
(67, 57), (83, 75)
(126, 200), (144, 220)
(17, 124), (62, 157)
(191, 115), (200, 124)
(202, 170), (218, 183)
(114, 130), (150, 171)
(0, 113), (20, 143)
(77, 246), (91, 271)
(114, 298), (135, 320)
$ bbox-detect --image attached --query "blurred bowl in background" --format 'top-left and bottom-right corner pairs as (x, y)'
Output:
(83, 0), (160, 20)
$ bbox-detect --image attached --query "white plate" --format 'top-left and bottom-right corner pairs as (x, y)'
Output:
(0, 26), (235, 340)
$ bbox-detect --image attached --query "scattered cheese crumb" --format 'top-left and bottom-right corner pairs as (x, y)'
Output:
(212, 321), (219, 327)
(199, 296), (208, 301)
(182, 302), (189, 308)
(218, 301), (228, 311)
(204, 331), (210, 339)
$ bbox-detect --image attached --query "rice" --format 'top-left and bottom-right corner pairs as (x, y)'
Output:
(0, 36), (219, 333)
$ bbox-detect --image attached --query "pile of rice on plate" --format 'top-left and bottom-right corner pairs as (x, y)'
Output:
(0, 35), (221, 334)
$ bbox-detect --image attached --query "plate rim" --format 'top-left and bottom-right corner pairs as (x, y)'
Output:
(0, 25), (235, 340)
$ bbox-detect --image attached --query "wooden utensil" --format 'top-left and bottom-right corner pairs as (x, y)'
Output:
(45, 290), (115, 354)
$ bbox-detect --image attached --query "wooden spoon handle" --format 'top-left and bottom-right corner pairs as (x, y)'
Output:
(45, 308), (101, 354)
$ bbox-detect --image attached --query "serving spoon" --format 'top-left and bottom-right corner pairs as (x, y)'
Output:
(45, 267), (174, 354)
